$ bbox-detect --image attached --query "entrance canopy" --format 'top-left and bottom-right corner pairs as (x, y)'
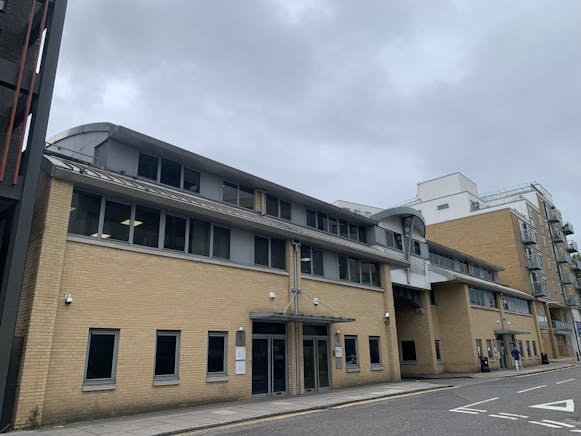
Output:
(250, 312), (355, 324)
(494, 329), (531, 335)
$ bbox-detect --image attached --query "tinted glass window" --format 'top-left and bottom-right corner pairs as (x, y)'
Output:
(345, 337), (358, 367)
(103, 200), (131, 242)
(329, 217), (338, 234)
(266, 195), (279, 217)
(369, 337), (380, 365)
(164, 215), (186, 251)
(252, 322), (286, 335)
(361, 261), (371, 285)
(155, 333), (177, 376)
(349, 257), (360, 283)
(317, 213), (328, 232)
(69, 190), (101, 236)
(312, 249), (324, 276)
(280, 201), (291, 220)
(239, 186), (254, 209)
(394, 233), (403, 250)
(138, 153), (158, 180)
(339, 220), (349, 238)
(271, 238), (286, 270)
(223, 181), (238, 204)
(371, 263), (380, 286)
(301, 245), (311, 274)
(413, 240), (421, 256)
(338, 255), (348, 280)
(348, 223), (358, 241)
(133, 205), (160, 248)
(254, 236), (269, 266)
(401, 340), (416, 361)
(306, 210), (316, 227)
(207, 334), (225, 373)
(160, 159), (181, 188)
(189, 219), (210, 256)
(303, 325), (327, 336)
(183, 168), (200, 192)
(86, 332), (115, 380)
(213, 226), (230, 259)
(358, 226), (367, 243)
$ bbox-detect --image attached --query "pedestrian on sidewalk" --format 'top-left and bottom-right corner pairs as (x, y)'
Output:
(511, 347), (522, 370)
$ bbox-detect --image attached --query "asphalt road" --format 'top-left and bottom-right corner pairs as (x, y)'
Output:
(195, 367), (581, 435)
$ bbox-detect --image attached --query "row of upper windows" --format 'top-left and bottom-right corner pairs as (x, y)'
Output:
(306, 209), (367, 243)
(430, 249), (495, 281)
(468, 287), (531, 314)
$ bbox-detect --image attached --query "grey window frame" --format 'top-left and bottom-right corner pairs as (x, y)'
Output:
(137, 152), (200, 193)
(154, 330), (180, 385)
(222, 180), (254, 208)
(83, 329), (119, 389)
(207, 331), (228, 377)
(532, 341), (538, 356)
(265, 194), (291, 220)
(369, 336), (382, 368)
(344, 335), (359, 370)
(255, 235), (286, 270)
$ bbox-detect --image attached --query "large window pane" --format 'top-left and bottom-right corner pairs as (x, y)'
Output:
(254, 236), (269, 266)
(208, 333), (226, 374)
(103, 200), (131, 242)
(69, 190), (101, 237)
(164, 215), (186, 251)
(361, 261), (371, 285)
(348, 223), (358, 241)
(189, 219), (210, 256)
(345, 336), (358, 368)
(328, 217), (338, 234)
(213, 226), (230, 259)
(280, 201), (291, 220)
(301, 245), (311, 274)
(266, 195), (279, 217)
(401, 340), (416, 361)
(183, 167), (200, 192)
(155, 332), (178, 377)
(133, 205), (160, 248)
(371, 263), (381, 287)
(338, 255), (348, 280)
(306, 210), (316, 227)
(239, 186), (254, 209)
(312, 249), (324, 276)
(160, 159), (181, 188)
(349, 257), (360, 283)
(339, 220), (348, 238)
(358, 226), (367, 243)
(223, 181), (238, 204)
(394, 233), (403, 250)
(85, 330), (117, 381)
(317, 213), (328, 232)
(369, 337), (381, 365)
(271, 238), (286, 270)
(138, 153), (158, 180)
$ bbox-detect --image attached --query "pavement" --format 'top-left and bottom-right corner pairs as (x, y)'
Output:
(9, 358), (578, 436)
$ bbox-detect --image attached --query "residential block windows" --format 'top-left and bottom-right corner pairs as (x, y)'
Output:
(183, 167), (201, 192)
(254, 236), (286, 270)
(469, 287), (497, 308)
(69, 190), (101, 236)
(472, 265), (494, 281)
(386, 230), (403, 250)
(154, 331), (179, 382)
(223, 181), (254, 209)
(401, 340), (416, 362)
(266, 195), (291, 220)
(306, 209), (368, 243)
(300, 245), (324, 276)
(369, 337), (381, 367)
(207, 332), (227, 376)
(84, 329), (119, 387)
(137, 152), (200, 192)
(503, 296), (531, 314)
(345, 336), (359, 369)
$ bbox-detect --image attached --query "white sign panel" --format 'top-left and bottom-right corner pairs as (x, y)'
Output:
(235, 360), (246, 375)
(335, 347), (343, 358)
(235, 346), (246, 361)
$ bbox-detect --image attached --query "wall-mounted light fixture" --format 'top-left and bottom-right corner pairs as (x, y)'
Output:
(64, 293), (72, 305)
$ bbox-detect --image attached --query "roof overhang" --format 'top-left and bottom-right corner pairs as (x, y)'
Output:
(250, 312), (355, 324)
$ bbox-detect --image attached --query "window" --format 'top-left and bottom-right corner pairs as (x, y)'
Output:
(339, 219), (348, 238)
(369, 337), (381, 367)
(164, 215), (186, 251)
(349, 257), (360, 283)
(486, 339), (494, 360)
(532, 341), (538, 356)
(469, 287), (497, 308)
(358, 226), (367, 243)
(518, 340), (524, 357)
(475, 339), (483, 358)
(189, 219), (211, 256)
(306, 209), (316, 227)
(437, 203), (449, 211)
(526, 340), (531, 357)
(69, 190), (101, 237)
(435, 340), (442, 362)
(337, 255), (380, 286)
(345, 336), (359, 369)
(386, 230), (403, 250)
(183, 168), (200, 192)
(401, 340), (416, 362)
(370, 263), (380, 287)
(223, 181), (254, 209)
(255, 236), (286, 270)
(329, 217), (338, 234)
(154, 331), (179, 382)
(472, 265), (494, 281)
(265, 195), (291, 220)
(138, 153), (158, 180)
(338, 255), (348, 280)
(361, 261), (371, 285)
(84, 329), (119, 386)
(503, 296), (531, 314)
(160, 158), (181, 188)
(348, 223), (358, 241)
(280, 201), (291, 220)
(429, 288), (437, 305)
(300, 245), (323, 276)
(317, 212), (328, 232)
(207, 332), (227, 376)
(212, 226), (230, 259)
(133, 205), (160, 248)
(103, 200), (131, 242)
(412, 240), (421, 256)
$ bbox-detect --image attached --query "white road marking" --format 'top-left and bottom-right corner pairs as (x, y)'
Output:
(489, 414), (518, 420)
(450, 410), (478, 415)
(517, 385), (547, 393)
(457, 397), (499, 409)
(570, 430), (581, 433)
(530, 399), (575, 413)
(529, 421), (564, 429)
(498, 412), (529, 418)
(542, 420), (575, 428)
(448, 397), (499, 415)
(557, 379), (575, 385)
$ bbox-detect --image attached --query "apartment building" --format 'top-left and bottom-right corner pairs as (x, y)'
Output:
(0, 0), (67, 429)
(9, 122), (423, 428)
(399, 173), (580, 360)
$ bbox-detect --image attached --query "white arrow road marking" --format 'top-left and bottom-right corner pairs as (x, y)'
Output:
(489, 414), (518, 420)
(449, 397), (499, 415)
(529, 421), (565, 429)
(530, 399), (575, 413)
(557, 379), (575, 385)
(517, 385), (547, 393)
(498, 413), (529, 418)
(451, 410), (478, 415)
(542, 420), (575, 428)
(570, 430), (581, 433)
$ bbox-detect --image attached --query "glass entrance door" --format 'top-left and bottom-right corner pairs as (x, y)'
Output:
(252, 322), (287, 396)
(303, 337), (330, 392)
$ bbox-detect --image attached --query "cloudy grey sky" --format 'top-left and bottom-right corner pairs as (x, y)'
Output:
(47, 0), (581, 238)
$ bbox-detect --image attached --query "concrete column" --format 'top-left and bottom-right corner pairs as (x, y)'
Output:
(380, 263), (400, 381)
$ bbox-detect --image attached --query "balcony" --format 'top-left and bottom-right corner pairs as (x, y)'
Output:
(548, 209), (562, 223)
(532, 281), (548, 298)
(565, 296), (580, 307)
(567, 241), (578, 253)
(526, 255), (543, 270)
(571, 260), (581, 271)
(575, 277), (581, 289)
(552, 229), (565, 243)
(556, 251), (569, 263)
(552, 320), (573, 333)
(562, 274), (574, 285)
(563, 222), (575, 235)
(521, 229), (538, 245)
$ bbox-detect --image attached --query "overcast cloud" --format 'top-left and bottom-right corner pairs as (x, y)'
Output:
(48, 0), (581, 241)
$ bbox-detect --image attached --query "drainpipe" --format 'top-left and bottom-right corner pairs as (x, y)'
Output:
(291, 240), (301, 395)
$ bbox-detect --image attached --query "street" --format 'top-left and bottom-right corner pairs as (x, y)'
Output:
(194, 367), (581, 435)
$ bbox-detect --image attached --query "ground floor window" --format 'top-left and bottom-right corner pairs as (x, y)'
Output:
(208, 332), (228, 376)
(526, 340), (531, 358)
(475, 339), (483, 358)
(84, 329), (119, 386)
(155, 331), (180, 382)
(401, 340), (416, 362)
(518, 340), (524, 357)
(369, 336), (381, 367)
(434, 340), (442, 362)
(486, 339), (494, 360)
(345, 336), (359, 369)
(532, 341), (538, 356)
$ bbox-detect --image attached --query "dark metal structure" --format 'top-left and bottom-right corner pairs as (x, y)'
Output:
(0, 0), (67, 430)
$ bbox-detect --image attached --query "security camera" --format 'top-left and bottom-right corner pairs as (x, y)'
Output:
(64, 293), (72, 305)
(313, 297), (319, 306)
(384, 312), (390, 319)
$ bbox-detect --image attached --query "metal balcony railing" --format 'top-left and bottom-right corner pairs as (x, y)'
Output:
(563, 222), (575, 235)
(553, 229), (565, 243)
(565, 296), (580, 307)
(556, 251), (569, 263)
(521, 229), (538, 245)
(532, 281), (548, 297)
(526, 255), (543, 270)
(575, 277), (581, 289)
(548, 209), (562, 223)
(552, 320), (573, 332)
(567, 241), (578, 253)
(571, 260), (581, 271)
